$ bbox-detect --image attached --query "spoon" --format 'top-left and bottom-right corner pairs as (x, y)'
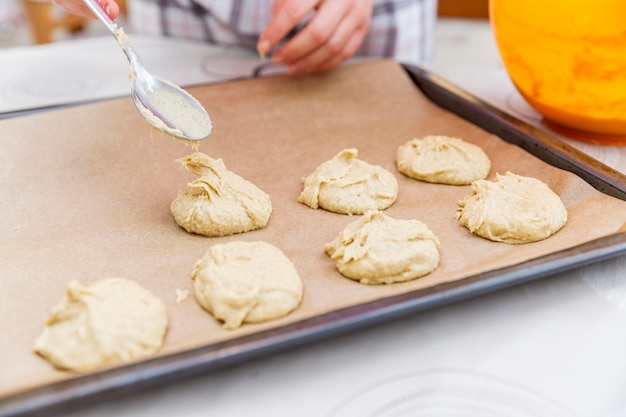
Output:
(82, 0), (212, 141)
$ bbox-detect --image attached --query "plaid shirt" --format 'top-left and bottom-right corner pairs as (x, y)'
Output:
(127, 0), (437, 63)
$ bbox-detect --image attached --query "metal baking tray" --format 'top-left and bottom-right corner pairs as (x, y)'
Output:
(3, 62), (626, 417)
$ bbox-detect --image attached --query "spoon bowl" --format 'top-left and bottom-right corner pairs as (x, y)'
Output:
(82, 0), (212, 141)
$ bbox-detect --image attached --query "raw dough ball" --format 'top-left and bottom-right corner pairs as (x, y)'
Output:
(298, 148), (398, 215)
(33, 278), (168, 372)
(192, 241), (303, 330)
(455, 172), (568, 244)
(396, 135), (491, 185)
(325, 210), (440, 284)
(171, 152), (272, 237)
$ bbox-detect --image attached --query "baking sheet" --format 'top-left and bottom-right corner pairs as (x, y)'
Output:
(2, 59), (626, 414)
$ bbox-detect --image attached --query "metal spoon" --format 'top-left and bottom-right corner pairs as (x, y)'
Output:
(82, 0), (212, 141)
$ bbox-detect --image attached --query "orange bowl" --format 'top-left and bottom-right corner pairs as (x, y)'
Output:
(490, 0), (626, 144)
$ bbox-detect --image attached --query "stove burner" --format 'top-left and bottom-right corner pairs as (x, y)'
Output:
(326, 368), (574, 417)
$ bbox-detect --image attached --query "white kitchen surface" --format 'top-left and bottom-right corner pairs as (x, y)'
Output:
(2, 12), (626, 417)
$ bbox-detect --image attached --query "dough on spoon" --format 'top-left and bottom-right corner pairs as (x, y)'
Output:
(325, 210), (440, 284)
(396, 135), (491, 185)
(298, 148), (398, 215)
(192, 241), (304, 330)
(33, 278), (168, 372)
(455, 171), (568, 244)
(171, 152), (272, 236)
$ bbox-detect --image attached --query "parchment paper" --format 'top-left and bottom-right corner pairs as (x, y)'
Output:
(2, 59), (626, 399)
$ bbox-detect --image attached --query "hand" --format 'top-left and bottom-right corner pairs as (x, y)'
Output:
(50, 0), (120, 19)
(257, 0), (373, 75)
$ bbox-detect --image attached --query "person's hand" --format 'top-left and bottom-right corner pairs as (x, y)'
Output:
(50, 0), (120, 19)
(257, 0), (373, 75)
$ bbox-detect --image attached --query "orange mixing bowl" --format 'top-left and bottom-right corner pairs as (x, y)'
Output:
(490, 0), (626, 144)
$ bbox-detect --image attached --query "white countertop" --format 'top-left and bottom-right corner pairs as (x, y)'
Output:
(3, 36), (626, 417)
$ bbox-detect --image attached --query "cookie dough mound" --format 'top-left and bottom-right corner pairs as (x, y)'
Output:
(171, 152), (272, 236)
(396, 135), (491, 185)
(192, 241), (303, 329)
(298, 148), (398, 215)
(33, 278), (168, 372)
(455, 172), (568, 244)
(325, 210), (440, 285)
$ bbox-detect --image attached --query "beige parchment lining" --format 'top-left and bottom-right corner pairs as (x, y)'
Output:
(2, 59), (626, 398)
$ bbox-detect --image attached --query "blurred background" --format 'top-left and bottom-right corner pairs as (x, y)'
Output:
(0, 0), (502, 72)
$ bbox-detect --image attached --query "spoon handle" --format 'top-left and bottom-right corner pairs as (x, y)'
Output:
(81, 0), (118, 33)
(81, 0), (144, 75)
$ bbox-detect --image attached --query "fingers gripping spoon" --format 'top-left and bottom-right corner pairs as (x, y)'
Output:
(82, 0), (212, 141)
